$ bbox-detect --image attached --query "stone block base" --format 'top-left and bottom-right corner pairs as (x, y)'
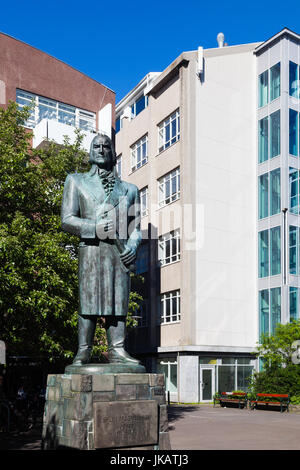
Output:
(42, 372), (171, 450)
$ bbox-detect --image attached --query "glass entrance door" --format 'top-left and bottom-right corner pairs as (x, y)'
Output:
(200, 367), (215, 402)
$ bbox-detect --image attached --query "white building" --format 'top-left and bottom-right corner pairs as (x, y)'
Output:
(116, 28), (300, 402)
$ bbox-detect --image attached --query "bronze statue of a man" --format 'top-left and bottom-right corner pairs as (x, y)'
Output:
(61, 133), (142, 366)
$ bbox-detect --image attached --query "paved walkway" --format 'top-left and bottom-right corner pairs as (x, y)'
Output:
(1, 404), (300, 450)
(168, 404), (300, 450)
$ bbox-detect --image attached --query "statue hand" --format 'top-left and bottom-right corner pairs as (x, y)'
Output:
(120, 246), (136, 267)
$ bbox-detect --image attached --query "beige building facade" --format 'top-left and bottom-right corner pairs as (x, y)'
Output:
(116, 28), (300, 402)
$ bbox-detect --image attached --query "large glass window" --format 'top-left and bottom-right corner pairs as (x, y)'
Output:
(270, 63), (281, 102)
(16, 89), (96, 131)
(258, 70), (268, 108)
(15, 90), (36, 126)
(289, 226), (300, 275)
(270, 168), (281, 215)
(270, 226), (281, 276)
(270, 110), (280, 158)
(218, 366), (235, 392)
(259, 289), (270, 336)
(258, 168), (280, 219)
(290, 287), (299, 322)
(289, 109), (299, 156)
(258, 116), (268, 163)
(259, 288), (281, 337)
(158, 109), (180, 152)
(258, 227), (281, 278)
(258, 173), (268, 219)
(259, 112), (280, 163)
(289, 167), (299, 214)
(258, 230), (269, 278)
(258, 63), (280, 108)
(289, 61), (299, 99)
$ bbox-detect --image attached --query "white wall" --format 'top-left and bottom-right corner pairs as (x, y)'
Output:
(194, 48), (257, 349)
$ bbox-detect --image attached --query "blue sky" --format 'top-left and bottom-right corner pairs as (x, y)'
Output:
(1, 0), (300, 103)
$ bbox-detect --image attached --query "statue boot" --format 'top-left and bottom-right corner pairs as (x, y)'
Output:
(106, 317), (140, 364)
(73, 315), (97, 365)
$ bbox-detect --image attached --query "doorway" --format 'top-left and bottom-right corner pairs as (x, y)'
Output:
(200, 367), (215, 402)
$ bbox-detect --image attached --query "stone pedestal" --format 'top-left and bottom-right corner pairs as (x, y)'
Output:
(42, 372), (171, 450)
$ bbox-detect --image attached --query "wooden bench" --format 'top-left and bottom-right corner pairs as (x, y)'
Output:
(214, 392), (248, 409)
(250, 393), (290, 413)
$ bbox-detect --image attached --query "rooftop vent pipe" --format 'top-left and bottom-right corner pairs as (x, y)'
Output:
(217, 32), (225, 48)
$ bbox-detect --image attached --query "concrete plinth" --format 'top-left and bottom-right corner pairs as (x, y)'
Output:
(42, 372), (171, 450)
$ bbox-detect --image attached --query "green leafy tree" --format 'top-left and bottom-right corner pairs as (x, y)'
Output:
(251, 321), (300, 396)
(0, 102), (143, 364)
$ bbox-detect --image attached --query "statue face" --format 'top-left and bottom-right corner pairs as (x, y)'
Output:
(89, 134), (114, 169)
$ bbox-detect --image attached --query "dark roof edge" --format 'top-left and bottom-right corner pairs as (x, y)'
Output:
(254, 27), (300, 55)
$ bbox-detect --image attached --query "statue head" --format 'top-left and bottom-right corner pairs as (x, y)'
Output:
(89, 133), (116, 170)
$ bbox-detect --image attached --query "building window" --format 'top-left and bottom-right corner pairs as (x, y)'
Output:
(289, 167), (300, 214)
(16, 89), (96, 131)
(258, 227), (281, 278)
(158, 167), (180, 208)
(258, 168), (280, 219)
(139, 186), (148, 217)
(160, 290), (181, 324)
(136, 243), (149, 274)
(289, 226), (300, 275)
(116, 117), (121, 133)
(289, 109), (299, 156)
(116, 155), (122, 177)
(259, 288), (281, 337)
(158, 109), (180, 152)
(270, 110), (280, 158)
(131, 135), (148, 172)
(290, 287), (299, 322)
(158, 230), (180, 266)
(289, 61), (300, 99)
(258, 110), (280, 163)
(270, 63), (281, 102)
(131, 95), (148, 118)
(258, 116), (268, 163)
(258, 70), (268, 108)
(258, 62), (280, 108)
(157, 359), (178, 395)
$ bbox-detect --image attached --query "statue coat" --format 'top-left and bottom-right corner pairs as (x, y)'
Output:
(61, 166), (141, 317)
